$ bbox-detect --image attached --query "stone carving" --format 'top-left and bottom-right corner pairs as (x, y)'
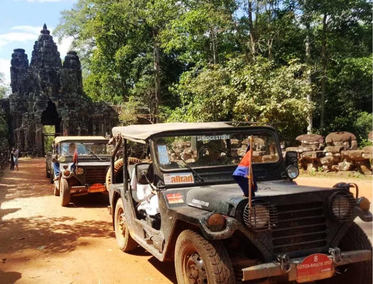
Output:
(6, 24), (118, 157)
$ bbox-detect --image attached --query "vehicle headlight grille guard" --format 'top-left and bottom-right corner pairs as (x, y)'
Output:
(328, 191), (356, 222)
(243, 201), (278, 231)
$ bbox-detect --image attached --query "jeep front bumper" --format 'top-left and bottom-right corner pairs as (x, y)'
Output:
(242, 249), (371, 282)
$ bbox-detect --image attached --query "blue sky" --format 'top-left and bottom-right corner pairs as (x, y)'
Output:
(0, 0), (77, 86)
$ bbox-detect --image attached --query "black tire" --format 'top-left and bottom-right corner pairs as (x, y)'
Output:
(175, 230), (235, 284)
(60, 179), (70, 207)
(114, 198), (137, 252)
(53, 180), (60, 196)
(49, 168), (54, 184)
(46, 164), (50, 179)
(317, 222), (372, 284)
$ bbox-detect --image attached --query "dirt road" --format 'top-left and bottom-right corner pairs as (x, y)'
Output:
(0, 158), (372, 284)
(0, 158), (176, 284)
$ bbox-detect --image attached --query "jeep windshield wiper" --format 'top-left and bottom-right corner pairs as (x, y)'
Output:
(170, 150), (204, 183)
(84, 146), (103, 161)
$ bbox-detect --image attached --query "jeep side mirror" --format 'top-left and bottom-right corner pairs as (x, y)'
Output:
(135, 163), (154, 185)
(285, 151), (298, 167)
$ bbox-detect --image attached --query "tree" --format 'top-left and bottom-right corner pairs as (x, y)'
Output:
(170, 57), (313, 142)
(0, 72), (10, 99)
(55, 0), (183, 122)
(299, 0), (372, 132)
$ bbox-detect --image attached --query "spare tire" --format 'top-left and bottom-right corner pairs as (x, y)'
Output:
(106, 158), (124, 190)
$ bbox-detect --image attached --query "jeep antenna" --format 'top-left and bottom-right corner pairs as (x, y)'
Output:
(248, 135), (254, 208)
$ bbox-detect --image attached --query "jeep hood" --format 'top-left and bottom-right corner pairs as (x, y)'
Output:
(186, 180), (332, 215)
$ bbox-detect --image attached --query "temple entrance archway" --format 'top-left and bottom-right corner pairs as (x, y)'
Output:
(41, 100), (61, 156)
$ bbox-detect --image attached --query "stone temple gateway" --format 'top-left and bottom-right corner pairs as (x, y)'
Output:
(8, 24), (118, 156)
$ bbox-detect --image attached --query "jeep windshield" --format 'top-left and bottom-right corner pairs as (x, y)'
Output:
(60, 141), (110, 157)
(154, 130), (280, 170)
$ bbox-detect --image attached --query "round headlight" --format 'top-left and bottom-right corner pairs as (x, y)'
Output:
(329, 192), (355, 221)
(63, 170), (71, 176)
(76, 167), (84, 175)
(244, 203), (270, 229)
(286, 165), (299, 179)
(206, 213), (226, 232)
(357, 197), (371, 211)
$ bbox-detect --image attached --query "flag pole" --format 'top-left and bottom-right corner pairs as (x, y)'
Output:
(248, 135), (254, 208)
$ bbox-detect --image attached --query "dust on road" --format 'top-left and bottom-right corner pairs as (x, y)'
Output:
(0, 158), (372, 284)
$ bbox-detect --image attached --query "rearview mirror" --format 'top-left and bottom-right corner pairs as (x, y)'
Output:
(285, 151), (298, 167)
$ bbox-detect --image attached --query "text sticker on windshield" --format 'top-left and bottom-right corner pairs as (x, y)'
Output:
(157, 145), (170, 165)
(196, 134), (230, 142)
(166, 193), (184, 204)
(164, 173), (194, 184)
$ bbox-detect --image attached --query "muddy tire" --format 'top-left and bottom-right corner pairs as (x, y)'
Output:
(53, 180), (60, 196)
(49, 168), (54, 184)
(114, 198), (137, 252)
(46, 164), (50, 179)
(317, 222), (372, 284)
(175, 230), (235, 284)
(106, 159), (124, 189)
(60, 179), (70, 207)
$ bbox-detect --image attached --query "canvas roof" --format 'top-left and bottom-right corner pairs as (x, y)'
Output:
(112, 122), (233, 143)
(54, 136), (108, 144)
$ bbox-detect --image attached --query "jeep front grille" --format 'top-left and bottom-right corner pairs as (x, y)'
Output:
(271, 202), (327, 254)
(83, 166), (108, 184)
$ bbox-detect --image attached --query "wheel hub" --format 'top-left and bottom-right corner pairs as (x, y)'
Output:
(186, 253), (206, 283)
(119, 212), (126, 233)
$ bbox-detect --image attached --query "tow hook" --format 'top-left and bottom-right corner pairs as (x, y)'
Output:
(277, 254), (291, 273)
(329, 247), (341, 264)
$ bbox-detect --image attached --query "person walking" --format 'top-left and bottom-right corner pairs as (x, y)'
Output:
(9, 147), (15, 170)
(13, 146), (19, 171)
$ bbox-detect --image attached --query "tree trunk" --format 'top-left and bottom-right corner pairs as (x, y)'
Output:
(153, 31), (160, 124)
(320, 13), (327, 130)
(248, 0), (256, 59)
(211, 28), (218, 64)
(305, 33), (313, 133)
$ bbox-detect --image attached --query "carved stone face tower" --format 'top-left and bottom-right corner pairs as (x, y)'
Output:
(9, 24), (118, 156)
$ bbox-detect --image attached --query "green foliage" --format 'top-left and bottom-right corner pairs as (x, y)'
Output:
(0, 72), (10, 99)
(43, 126), (55, 153)
(54, 0), (372, 144)
(169, 57), (313, 141)
(353, 112), (373, 145)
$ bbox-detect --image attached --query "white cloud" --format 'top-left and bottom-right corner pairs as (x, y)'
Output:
(54, 36), (74, 58)
(11, 25), (41, 34)
(0, 33), (37, 49)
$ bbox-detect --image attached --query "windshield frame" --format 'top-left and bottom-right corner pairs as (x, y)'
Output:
(58, 140), (111, 157)
(150, 126), (282, 173)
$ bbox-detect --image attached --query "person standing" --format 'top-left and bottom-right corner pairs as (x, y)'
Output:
(9, 148), (15, 170)
(13, 146), (19, 171)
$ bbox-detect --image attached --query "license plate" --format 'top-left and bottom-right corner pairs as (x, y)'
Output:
(296, 253), (334, 283)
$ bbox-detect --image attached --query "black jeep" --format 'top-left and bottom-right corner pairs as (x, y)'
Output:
(107, 122), (372, 283)
(46, 136), (111, 206)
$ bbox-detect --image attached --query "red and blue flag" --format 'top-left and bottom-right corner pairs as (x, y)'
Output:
(71, 149), (78, 173)
(233, 145), (257, 197)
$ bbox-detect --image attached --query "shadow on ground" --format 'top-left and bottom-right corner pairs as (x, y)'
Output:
(0, 270), (22, 284)
(0, 215), (114, 255)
